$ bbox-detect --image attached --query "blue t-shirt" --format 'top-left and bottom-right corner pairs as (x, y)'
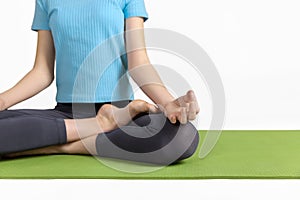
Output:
(31, 0), (148, 103)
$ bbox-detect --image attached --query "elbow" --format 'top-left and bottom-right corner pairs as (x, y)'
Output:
(45, 75), (54, 87)
(30, 67), (54, 88)
(37, 70), (55, 88)
(32, 63), (55, 88)
(37, 71), (54, 88)
(49, 75), (55, 84)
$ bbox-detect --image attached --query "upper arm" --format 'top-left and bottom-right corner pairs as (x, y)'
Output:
(123, 0), (150, 69)
(125, 17), (150, 69)
(31, 0), (54, 80)
(32, 30), (55, 81)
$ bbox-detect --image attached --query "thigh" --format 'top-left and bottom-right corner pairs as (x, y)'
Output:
(0, 108), (73, 120)
(0, 110), (69, 154)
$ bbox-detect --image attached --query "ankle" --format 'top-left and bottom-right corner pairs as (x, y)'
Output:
(59, 143), (72, 154)
(95, 115), (116, 133)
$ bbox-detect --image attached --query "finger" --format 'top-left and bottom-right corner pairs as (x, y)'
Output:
(187, 102), (197, 120)
(176, 96), (189, 107)
(185, 90), (200, 113)
(168, 114), (177, 124)
(177, 101), (190, 113)
(183, 90), (198, 108)
(190, 91), (200, 113)
(186, 103), (190, 113)
(188, 90), (197, 101)
(172, 115), (177, 124)
(183, 90), (196, 103)
(179, 107), (188, 124)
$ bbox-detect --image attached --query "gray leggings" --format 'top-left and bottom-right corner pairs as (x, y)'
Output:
(0, 101), (199, 165)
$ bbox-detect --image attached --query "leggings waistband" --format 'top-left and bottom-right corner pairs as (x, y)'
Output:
(55, 100), (132, 114)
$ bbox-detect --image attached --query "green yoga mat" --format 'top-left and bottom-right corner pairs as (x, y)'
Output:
(1, 130), (300, 179)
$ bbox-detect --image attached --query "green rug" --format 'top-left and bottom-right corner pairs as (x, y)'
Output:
(1, 130), (300, 179)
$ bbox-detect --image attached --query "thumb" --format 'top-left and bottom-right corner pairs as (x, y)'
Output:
(168, 115), (177, 124)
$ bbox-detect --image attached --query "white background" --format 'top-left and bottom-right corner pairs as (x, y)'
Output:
(0, 0), (300, 199)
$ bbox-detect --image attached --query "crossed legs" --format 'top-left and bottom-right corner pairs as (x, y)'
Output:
(1, 100), (199, 165)
(2, 100), (159, 157)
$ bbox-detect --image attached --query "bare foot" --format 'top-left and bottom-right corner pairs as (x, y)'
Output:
(96, 99), (159, 131)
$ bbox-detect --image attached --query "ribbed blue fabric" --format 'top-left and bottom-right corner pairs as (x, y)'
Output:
(31, 0), (148, 103)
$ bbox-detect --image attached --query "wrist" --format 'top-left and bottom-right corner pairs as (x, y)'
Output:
(159, 96), (175, 108)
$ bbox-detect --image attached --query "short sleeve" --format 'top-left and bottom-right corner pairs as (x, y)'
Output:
(31, 0), (50, 31)
(123, 0), (149, 22)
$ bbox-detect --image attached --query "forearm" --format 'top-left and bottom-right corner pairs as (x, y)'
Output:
(139, 84), (175, 107)
(0, 68), (53, 110)
(125, 19), (175, 106)
(128, 53), (175, 107)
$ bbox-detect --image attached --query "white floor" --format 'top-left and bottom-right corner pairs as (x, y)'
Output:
(1, 180), (300, 200)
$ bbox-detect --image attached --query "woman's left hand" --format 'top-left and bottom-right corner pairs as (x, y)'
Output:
(158, 90), (200, 124)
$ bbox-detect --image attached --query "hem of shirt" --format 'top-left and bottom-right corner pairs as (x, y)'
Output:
(56, 96), (135, 103)
(124, 14), (149, 22)
(31, 26), (51, 32)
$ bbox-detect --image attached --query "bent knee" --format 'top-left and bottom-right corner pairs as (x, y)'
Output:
(158, 122), (200, 165)
(175, 125), (199, 162)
